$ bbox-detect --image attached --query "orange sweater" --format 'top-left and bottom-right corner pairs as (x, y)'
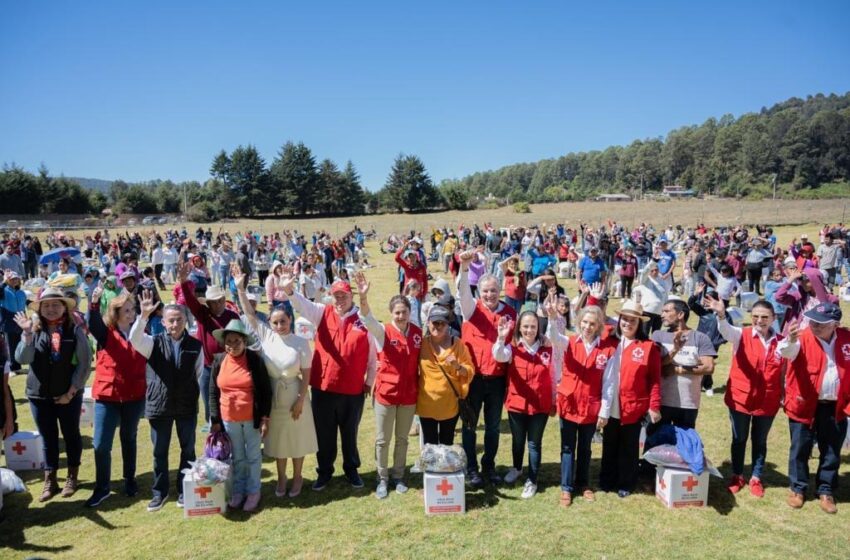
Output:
(416, 338), (475, 421)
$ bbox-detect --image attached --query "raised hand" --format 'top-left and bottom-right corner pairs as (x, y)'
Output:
(279, 265), (296, 295)
(672, 328), (687, 352)
(13, 311), (33, 334)
(787, 319), (800, 343)
(496, 315), (514, 339)
(230, 264), (246, 290)
(694, 281), (705, 295)
(353, 271), (370, 298)
(177, 260), (192, 284)
(139, 289), (157, 319)
(590, 282), (605, 299)
(705, 294), (725, 317)
(2, 269), (12, 284)
(91, 281), (104, 303)
(458, 249), (475, 264)
(543, 295), (558, 318)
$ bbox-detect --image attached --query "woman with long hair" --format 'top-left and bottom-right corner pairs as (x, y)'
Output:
(492, 310), (556, 499)
(354, 272), (421, 499)
(14, 288), (91, 502)
(84, 288), (147, 507)
(235, 267), (317, 498)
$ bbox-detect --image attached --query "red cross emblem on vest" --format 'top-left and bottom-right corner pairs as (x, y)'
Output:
(436, 478), (454, 496)
(194, 486), (212, 499)
(11, 441), (26, 455)
(682, 476), (699, 492)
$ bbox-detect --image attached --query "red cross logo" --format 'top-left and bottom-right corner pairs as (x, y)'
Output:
(436, 478), (454, 496)
(194, 486), (212, 499)
(682, 476), (699, 492)
(11, 442), (27, 455)
(658, 477), (666, 490)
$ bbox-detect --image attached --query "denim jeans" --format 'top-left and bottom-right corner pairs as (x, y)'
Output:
(219, 265), (230, 289)
(199, 366), (211, 424)
(504, 296), (523, 315)
(508, 411), (549, 484)
(729, 409), (775, 479)
(461, 375), (507, 475)
(29, 393), (83, 472)
(559, 419), (596, 492)
(149, 416), (197, 498)
(93, 400), (145, 493)
(223, 420), (262, 495)
(788, 403), (848, 496)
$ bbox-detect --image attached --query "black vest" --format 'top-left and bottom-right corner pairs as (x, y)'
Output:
(26, 326), (79, 399)
(144, 332), (203, 419)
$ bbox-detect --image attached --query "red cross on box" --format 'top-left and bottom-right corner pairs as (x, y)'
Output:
(658, 477), (666, 490)
(11, 442), (26, 455)
(436, 478), (454, 496)
(682, 476), (699, 492)
(194, 486), (212, 499)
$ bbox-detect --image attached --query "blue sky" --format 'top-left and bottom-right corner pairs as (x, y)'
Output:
(1, 0), (849, 191)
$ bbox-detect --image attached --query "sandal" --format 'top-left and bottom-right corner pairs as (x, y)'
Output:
(560, 491), (572, 508)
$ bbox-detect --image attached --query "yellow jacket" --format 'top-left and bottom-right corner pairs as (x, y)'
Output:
(416, 337), (475, 421)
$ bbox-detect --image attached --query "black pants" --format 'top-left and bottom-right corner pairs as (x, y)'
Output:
(600, 419), (642, 492)
(29, 393), (84, 472)
(257, 270), (268, 288)
(747, 266), (762, 294)
(619, 276), (634, 299)
(420, 415), (459, 445)
(311, 388), (365, 479)
(154, 264), (166, 290)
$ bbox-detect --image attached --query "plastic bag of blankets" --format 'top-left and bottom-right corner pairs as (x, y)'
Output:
(181, 457), (231, 485)
(419, 444), (467, 473)
(643, 444), (722, 478)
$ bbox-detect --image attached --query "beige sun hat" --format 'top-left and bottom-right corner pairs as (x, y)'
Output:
(29, 287), (77, 313)
(618, 299), (648, 322)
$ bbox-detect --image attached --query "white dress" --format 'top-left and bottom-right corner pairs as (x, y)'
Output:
(256, 323), (318, 459)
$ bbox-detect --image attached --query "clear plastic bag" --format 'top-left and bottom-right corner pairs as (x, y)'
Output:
(419, 444), (467, 473)
(0, 467), (27, 494)
(181, 457), (231, 485)
(642, 444), (722, 478)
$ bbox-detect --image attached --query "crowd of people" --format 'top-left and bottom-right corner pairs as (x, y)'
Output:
(0, 218), (849, 516)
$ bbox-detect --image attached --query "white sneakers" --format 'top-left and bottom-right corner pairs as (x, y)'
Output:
(376, 480), (389, 499)
(504, 467), (523, 484)
(521, 480), (538, 499)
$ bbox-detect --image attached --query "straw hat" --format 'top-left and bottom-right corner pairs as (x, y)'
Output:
(617, 299), (648, 322)
(29, 287), (77, 313)
(212, 319), (256, 347)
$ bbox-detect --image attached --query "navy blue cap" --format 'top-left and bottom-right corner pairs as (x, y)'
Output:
(803, 302), (842, 324)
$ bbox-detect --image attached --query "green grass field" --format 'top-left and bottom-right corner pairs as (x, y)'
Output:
(2, 212), (850, 560)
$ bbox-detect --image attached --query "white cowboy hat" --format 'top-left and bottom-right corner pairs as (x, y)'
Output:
(617, 299), (648, 322)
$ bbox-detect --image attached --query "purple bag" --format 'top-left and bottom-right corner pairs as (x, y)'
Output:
(204, 431), (232, 461)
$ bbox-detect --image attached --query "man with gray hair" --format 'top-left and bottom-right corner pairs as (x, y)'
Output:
(130, 291), (204, 512)
(457, 248), (517, 487)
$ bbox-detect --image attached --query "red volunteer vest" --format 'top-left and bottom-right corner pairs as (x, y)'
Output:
(558, 336), (617, 424)
(461, 300), (517, 376)
(785, 327), (850, 425)
(506, 342), (554, 415)
(724, 328), (785, 417)
(92, 327), (147, 402)
(375, 323), (422, 406)
(616, 340), (662, 425)
(311, 306), (371, 395)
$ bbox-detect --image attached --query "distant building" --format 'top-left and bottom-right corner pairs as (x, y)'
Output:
(594, 193), (632, 202)
(662, 185), (696, 198)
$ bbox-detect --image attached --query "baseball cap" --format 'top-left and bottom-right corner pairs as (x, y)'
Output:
(803, 302), (842, 324)
(330, 280), (352, 295)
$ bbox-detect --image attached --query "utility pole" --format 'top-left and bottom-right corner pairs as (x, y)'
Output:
(772, 173), (778, 200)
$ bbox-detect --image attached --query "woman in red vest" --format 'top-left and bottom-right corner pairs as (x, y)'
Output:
(546, 301), (616, 507)
(354, 272), (421, 500)
(85, 288), (147, 507)
(598, 299), (662, 498)
(492, 311), (555, 499)
(705, 297), (784, 498)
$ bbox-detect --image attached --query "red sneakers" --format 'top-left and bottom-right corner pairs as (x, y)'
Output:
(749, 477), (765, 498)
(727, 475), (746, 494)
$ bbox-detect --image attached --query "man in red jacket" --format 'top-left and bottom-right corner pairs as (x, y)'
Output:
(457, 249), (516, 487)
(779, 302), (850, 514)
(283, 275), (376, 491)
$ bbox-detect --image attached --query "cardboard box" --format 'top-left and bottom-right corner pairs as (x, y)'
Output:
(4, 431), (46, 471)
(80, 387), (95, 428)
(424, 471), (465, 515)
(182, 476), (227, 518)
(656, 466), (709, 508)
